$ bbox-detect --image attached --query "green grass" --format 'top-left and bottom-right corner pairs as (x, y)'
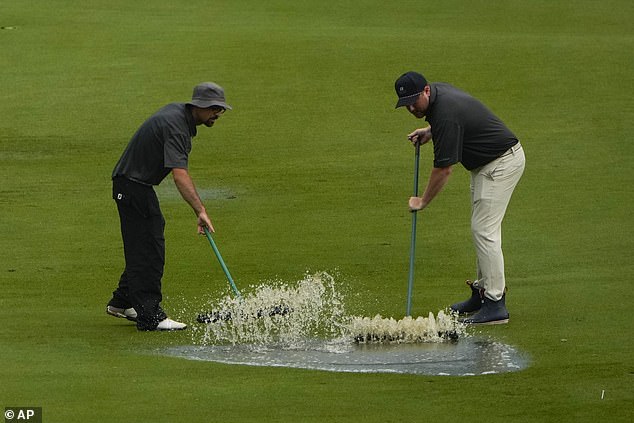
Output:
(1, 0), (633, 421)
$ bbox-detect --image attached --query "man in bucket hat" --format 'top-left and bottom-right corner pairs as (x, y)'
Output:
(107, 82), (231, 331)
(394, 71), (525, 325)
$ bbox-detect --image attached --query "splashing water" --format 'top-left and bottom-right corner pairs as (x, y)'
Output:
(191, 271), (466, 346)
(348, 311), (463, 343)
(167, 273), (525, 376)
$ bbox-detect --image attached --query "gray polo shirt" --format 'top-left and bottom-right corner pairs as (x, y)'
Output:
(112, 103), (197, 185)
(426, 83), (518, 170)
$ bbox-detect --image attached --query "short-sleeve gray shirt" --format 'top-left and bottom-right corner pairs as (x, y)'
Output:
(112, 103), (197, 185)
(426, 83), (518, 170)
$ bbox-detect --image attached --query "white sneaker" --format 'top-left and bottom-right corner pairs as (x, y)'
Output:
(156, 318), (187, 331)
(106, 305), (138, 322)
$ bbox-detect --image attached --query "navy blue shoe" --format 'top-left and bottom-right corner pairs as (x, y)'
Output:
(460, 294), (509, 325)
(450, 280), (483, 314)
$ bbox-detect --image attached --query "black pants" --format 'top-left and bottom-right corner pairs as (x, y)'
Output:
(109, 177), (167, 330)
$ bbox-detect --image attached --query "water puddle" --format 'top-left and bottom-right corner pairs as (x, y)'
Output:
(156, 182), (236, 201)
(160, 337), (527, 376)
(162, 272), (528, 375)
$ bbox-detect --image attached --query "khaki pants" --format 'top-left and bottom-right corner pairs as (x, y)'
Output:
(470, 143), (525, 301)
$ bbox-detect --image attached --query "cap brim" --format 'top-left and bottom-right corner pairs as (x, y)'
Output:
(395, 94), (420, 109)
(188, 100), (232, 110)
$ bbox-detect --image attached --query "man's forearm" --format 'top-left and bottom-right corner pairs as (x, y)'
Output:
(172, 168), (206, 215)
(420, 166), (452, 209)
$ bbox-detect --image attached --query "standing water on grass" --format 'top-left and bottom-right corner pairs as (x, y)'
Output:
(169, 272), (528, 376)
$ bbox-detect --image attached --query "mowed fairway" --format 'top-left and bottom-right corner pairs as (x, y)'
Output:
(1, 0), (632, 421)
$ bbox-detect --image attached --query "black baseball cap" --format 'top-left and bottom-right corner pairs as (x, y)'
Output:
(394, 71), (428, 108)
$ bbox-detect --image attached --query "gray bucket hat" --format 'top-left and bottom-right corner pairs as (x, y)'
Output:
(187, 82), (232, 110)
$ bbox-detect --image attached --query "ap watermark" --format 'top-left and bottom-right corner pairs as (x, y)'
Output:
(4, 408), (42, 423)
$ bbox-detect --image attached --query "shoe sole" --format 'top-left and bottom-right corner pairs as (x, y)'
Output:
(464, 318), (509, 325)
(451, 309), (481, 315)
(155, 326), (187, 331)
(106, 308), (137, 322)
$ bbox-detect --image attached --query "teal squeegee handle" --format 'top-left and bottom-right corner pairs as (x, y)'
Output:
(203, 226), (242, 298)
(406, 143), (421, 316)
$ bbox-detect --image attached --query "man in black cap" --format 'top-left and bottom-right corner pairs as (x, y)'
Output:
(394, 71), (525, 325)
(107, 82), (231, 331)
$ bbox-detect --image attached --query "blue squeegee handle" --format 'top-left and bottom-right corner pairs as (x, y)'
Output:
(406, 143), (421, 316)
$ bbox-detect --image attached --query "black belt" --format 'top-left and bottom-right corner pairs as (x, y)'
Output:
(500, 142), (522, 157)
